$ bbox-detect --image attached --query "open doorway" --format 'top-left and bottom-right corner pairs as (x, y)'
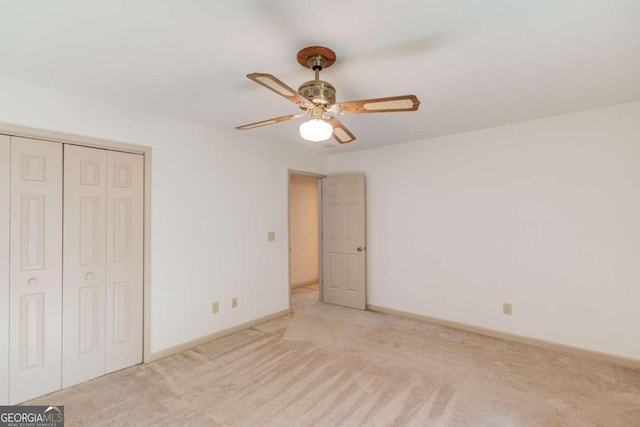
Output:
(288, 171), (322, 309)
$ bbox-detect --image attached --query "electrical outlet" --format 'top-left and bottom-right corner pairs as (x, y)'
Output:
(232, 297), (238, 308)
(503, 302), (512, 315)
(212, 302), (219, 314)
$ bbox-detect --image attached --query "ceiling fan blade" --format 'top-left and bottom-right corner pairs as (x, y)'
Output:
(329, 117), (356, 144)
(247, 73), (312, 107)
(235, 114), (300, 130)
(332, 95), (420, 114)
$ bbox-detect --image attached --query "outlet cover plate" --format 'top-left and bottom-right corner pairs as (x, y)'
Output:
(503, 303), (512, 315)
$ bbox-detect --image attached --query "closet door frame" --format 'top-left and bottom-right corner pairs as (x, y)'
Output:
(0, 123), (153, 364)
(0, 135), (10, 405)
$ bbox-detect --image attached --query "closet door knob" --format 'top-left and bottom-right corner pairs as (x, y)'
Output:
(27, 278), (38, 286)
(85, 272), (94, 280)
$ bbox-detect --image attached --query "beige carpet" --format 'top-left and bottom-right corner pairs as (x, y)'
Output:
(28, 286), (640, 426)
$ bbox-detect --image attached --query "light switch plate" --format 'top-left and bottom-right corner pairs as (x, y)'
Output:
(267, 231), (275, 241)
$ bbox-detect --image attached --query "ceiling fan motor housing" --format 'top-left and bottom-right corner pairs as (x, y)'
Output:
(298, 80), (336, 105)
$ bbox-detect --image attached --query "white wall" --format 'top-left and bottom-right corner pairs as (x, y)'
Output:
(0, 76), (328, 354)
(289, 174), (319, 286)
(329, 101), (640, 360)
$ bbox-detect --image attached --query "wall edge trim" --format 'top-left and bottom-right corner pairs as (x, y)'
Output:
(291, 278), (319, 289)
(148, 309), (291, 362)
(366, 304), (640, 371)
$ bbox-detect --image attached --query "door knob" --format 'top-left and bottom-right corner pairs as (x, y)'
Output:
(85, 272), (94, 280)
(27, 278), (38, 286)
(357, 247), (365, 252)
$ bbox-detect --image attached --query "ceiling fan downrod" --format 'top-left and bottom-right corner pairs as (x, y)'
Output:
(307, 54), (327, 80)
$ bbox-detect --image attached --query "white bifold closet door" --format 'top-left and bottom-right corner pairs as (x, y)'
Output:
(63, 145), (143, 388)
(9, 137), (63, 404)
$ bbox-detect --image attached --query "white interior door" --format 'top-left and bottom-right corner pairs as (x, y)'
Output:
(0, 135), (10, 405)
(105, 150), (143, 373)
(322, 174), (366, 309)
(9, 137), (63, 404)
(62, 145), (107, 388)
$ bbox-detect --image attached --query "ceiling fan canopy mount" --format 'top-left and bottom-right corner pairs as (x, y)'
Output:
(296, 46), (337, 69)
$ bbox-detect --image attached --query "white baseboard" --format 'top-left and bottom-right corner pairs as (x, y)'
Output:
(291, 278), (318, 289)
(148, 309), (291, 362)
(367, 304), (640, 371)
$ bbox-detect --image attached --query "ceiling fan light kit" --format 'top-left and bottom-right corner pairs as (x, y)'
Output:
(236, 46), (420, 144)
(299, 119), (333, 142)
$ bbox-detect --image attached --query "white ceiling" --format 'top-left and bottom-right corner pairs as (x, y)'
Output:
(1, 1), (639, 153)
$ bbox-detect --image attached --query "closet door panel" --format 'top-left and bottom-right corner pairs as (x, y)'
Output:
(62, 145), (107, 388)
(9, 137), (62, 404)
(0, 135), (10, 405)
(105, 151), (143, 373)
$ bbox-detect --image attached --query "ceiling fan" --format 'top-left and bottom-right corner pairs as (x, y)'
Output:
(236, 46), (420, 144)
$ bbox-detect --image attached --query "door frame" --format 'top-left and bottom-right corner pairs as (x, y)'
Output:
(287, 170), (325, 308)
(0, 122), (153, 363)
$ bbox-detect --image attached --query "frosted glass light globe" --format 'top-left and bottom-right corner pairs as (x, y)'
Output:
(299, 119), (333, 142)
